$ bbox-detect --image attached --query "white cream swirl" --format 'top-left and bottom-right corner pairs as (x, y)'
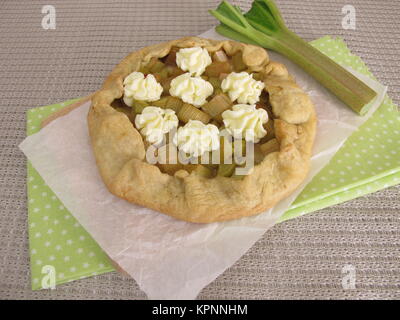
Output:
(123, 71), (163, 105)
(221, 72), (265, 104)
(169, 73), (213, 107)
(173, 120), (220, 157)
(176, 47), (212, 76)
(134, 106), (178, 144)
(222, 104), (268, 143)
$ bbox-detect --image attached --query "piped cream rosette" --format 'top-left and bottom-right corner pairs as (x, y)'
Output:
(134, 106), (179, 145)
(123, 72), (163, 106)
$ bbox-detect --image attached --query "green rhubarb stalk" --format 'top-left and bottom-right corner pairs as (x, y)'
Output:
(210, 0), (377, 115)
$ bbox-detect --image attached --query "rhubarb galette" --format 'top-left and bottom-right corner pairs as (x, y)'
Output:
(88, 37), (316, 223)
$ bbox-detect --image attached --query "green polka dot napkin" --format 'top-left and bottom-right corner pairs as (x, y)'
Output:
(26, 36), (399, 290)
(27, 99), (115, 290)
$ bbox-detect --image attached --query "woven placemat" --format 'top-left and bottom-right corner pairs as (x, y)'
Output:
(1, 0), (399, 299)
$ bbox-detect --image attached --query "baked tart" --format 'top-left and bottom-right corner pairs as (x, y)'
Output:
(88, 37), (316, 223)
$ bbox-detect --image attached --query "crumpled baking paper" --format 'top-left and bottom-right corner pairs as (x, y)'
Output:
(19, 29), (386, 299)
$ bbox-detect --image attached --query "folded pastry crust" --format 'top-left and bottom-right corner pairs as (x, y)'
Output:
(88, 37), (316, 223)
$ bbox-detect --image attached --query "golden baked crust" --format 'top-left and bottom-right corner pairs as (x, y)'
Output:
(88, 37), (317, 223)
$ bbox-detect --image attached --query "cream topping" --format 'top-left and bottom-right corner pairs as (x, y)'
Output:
(221, 72), (265, 104)
(176, 47), (212, 76)
(222, 104), (268, 143)
(173, 120), (220, 157)
(123, 71), (163, 104)
(169, 73), (213, 107)
(134, 106), (178, 144)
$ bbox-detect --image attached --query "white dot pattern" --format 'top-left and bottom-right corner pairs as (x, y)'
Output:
(27, 99), (114, 290)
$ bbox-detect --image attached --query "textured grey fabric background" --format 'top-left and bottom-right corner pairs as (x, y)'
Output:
(0, 0), (399, 299)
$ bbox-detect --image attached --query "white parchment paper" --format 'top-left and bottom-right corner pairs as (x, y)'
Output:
(19, 29), (386, 299)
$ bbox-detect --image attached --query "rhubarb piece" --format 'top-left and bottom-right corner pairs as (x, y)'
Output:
(212, 88), (224, 97)
(132, 100), (148, 114)
(148, 58), (165, 73)
(145, 57), (158, 71)
(139, 66), (150, 74)
(165, 96), (183, 113)
(178, 103), (211, 124)
(232, 52), (247, 72)
(204, 61), (232, 77)
(252, 72), (264, 81)
(158, 161), (184, 175)
(156, 143), (183, 175)
(201, 93), (232, 118)
(154, 68), (169, 82)
(234, 139), (246, 160)
(219, 135), (233, 163)
(208, 76), (222, 89)
(217, 163), (236, 177)
(152, 96), (170, 108)
(213, 50), (229, 62)
(166, 65), (185, 77)
(194, 165), (214, 178)
(160, 76), (174, 93)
